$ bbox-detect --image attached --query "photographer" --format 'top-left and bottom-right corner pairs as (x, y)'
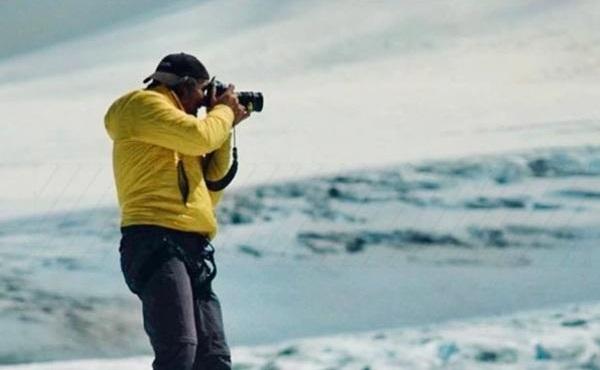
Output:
(104, 52), (250, 370)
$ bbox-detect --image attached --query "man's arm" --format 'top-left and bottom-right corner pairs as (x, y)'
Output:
(129, 91), (234, 156)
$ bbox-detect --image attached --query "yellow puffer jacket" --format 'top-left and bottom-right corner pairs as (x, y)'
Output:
(104, 85), (234, 239)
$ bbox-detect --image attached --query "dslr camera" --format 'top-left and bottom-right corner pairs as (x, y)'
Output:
(207, 79), (264, 113)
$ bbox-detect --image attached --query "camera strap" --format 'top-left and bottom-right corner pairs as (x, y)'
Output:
(203, 128), (238, 191)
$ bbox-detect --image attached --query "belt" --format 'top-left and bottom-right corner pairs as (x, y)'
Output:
(121, 224), (209, 244)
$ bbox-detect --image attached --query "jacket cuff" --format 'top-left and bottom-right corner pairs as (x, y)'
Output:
(210, 104), (235, 127)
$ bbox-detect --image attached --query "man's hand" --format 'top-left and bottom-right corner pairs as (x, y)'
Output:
(211, 84), (251, 127)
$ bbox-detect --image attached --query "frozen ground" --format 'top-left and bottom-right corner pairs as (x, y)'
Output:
(4, 301), (600, 369)
(0, 145), (598, 364)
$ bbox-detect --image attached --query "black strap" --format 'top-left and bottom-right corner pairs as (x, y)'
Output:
(162, 235), (217, 288)
(203, 147), (238, 191)
(203, 128), (239, 192)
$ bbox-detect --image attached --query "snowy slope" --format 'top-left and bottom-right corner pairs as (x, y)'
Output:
(4, 301), (600, 369)
(0, 0), (191, 60)
(1, 0), (599, 218)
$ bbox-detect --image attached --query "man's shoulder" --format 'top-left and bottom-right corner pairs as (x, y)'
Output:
(105, 89), (170, 137)
(108, 89), (144, 112)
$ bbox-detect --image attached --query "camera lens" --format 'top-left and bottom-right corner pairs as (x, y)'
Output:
(238, 92), (264, 112)
(212, 80), (264, 112)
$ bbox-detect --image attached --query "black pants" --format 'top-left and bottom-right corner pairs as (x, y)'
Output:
(120, 225), (231, 370)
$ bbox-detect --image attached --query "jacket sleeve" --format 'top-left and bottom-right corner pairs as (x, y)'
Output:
(203, 135), (232, 206)
(128, 92), (234, 156)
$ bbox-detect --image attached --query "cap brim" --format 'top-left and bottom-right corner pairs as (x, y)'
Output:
(142, 71), (182, 86)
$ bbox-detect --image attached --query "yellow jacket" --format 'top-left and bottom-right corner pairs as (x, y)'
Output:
(104, 85), (234, 239)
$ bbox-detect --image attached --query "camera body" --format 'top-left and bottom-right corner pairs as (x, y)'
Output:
(209, 80), (264, 112)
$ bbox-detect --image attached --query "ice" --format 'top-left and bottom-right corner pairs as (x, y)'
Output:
(0, 146), (599, 363)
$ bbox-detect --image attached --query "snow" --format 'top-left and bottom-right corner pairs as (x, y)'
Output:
(4, 301), (600, 369)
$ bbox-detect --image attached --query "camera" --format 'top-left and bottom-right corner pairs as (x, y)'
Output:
(208, 79), (264, 112)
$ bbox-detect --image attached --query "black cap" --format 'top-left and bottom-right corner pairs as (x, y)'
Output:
(143, 52), (210, 86)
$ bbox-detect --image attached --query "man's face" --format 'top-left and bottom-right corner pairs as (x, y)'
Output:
(181, 79), (211, 116)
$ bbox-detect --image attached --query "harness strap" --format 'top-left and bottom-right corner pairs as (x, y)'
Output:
(123, 225), (217, 297)
(162, 235), (217, 292)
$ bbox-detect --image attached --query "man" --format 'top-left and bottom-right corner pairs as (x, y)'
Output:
(104, 52), (250, 370)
